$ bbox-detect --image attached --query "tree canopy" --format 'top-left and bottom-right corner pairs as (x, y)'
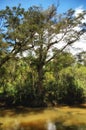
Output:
(0, 5), (86, 66)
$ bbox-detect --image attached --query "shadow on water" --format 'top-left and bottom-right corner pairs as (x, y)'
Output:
(55, 122), (86, 130)
(0, 120), (86, 130)
(18, 122), (86, 130)
(0, 106), (86, 130)
(0, 106), (46, 117)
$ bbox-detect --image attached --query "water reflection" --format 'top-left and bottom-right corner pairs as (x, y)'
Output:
(21, 122), (86, 130)
(47, 121), (56, 130)
(55, 122), (86, 130)
(1, 120), (86, 130)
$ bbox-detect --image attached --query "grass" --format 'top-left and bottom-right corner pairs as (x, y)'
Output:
(0, 106), (86, 129)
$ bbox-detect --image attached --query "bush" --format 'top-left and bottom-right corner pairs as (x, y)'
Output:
(57, 67), (85, 105)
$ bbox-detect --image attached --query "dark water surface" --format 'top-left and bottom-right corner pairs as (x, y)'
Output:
(0, 120), (86, 130)
(19, 122), (86, 130)
(0, 106), (86, 130)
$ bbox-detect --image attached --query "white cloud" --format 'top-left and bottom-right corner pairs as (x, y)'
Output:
(74, 6), (86, 23)
(74, 6), (84, 17)
(71, 34), (86, 54)
(66, 6), (86, 54)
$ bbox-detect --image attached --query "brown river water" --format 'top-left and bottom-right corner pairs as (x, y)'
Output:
(0, 106), (86, 130)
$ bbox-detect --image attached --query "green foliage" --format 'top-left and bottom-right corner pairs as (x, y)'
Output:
(0, 55), (86, 106)
(57, 67), (85, 105)
(74, 66), (86, 98)
(52, 52), (75, 80)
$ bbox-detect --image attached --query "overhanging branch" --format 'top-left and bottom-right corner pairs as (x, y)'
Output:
(46, 37), (81, 64)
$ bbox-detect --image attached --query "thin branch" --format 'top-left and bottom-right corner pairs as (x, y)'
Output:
(46, 28), (68, 52)
(46, 37), (81, 64)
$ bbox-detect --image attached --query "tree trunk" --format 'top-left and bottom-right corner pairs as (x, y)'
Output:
(37, 64), (44, 95)
(35, 63), (45, 106)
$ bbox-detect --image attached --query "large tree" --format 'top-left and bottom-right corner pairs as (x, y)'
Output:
(0, 5), (86, 95)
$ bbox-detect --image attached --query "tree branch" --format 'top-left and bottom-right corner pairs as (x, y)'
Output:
(46, 37), (81, 64)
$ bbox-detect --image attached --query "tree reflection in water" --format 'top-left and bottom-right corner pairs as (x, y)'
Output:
(0, 120), (86, 130)
(0, 107), (86, 130)
(47, 121), (56, 130)
(19, 121), (86, 130)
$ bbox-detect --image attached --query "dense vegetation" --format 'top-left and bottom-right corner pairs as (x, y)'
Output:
(0, 51), (86, 107)
(0, 5), (86, 107)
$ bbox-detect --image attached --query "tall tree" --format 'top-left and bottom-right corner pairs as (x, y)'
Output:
(0, 5), (86, 95)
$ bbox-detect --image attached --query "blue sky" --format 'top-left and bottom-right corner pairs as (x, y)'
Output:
(0, 0), (86, 13)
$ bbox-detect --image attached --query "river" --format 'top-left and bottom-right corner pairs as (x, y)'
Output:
(0, 106), (86, 130)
